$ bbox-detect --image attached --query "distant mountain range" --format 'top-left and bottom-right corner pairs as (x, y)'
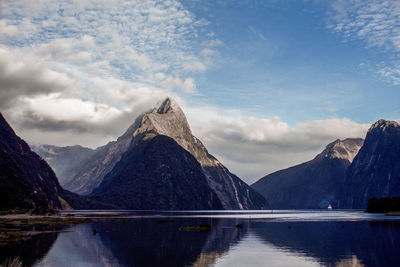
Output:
(50, 98), (266, 209)
(2, 96), (399, 212)
(5, 98), (267, 211)
(252, 119), (400, 209)
(31, 144), (95, 186)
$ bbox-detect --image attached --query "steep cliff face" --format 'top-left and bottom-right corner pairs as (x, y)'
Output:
(91, 135), (223, 210)
(32, 144), (95, 186)
(61, 114), (145, 195)
(60, 98), (267, 209)
(343, 120), (400, 208)
(252, 138), (363, 209)
(0, 113), (64, 213)
(0, 113), (118, 212)
(126, 98), (267, 209)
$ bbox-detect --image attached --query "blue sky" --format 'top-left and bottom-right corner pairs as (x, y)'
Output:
(183, 0), (399, 124)
(0, 0), (399, 182)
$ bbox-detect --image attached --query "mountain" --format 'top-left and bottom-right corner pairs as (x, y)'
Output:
(60, 114), (146, 195)
(31, 144), (95, 186)
(0, 113), (65, 213)
(342, 120), (400, 208)
(251, 138), (363, 209)
(0, 113), (113, 212)
(65, 97), (267, 209)
(91, 135), (223, 209)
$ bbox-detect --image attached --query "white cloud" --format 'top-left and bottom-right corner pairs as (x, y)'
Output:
(0, 0), (375, 185)
(205, 39), (224, 47)
(126, 47), (149, 66)
(37, 37), (93, 63)
(0, 0), (210, 100)
(158, 75), (197, 94)
(183, 61), (207, 72)
(0, 47), (75, 108)
(329, 0), (400, 51)
(0, 19), (18, 37)
(22, 94), (123, 126)
(185, 106), (369, 183)
(182, 78), (197, 93)
(0, 0), (214, 145)
(328, 0), (400, 85)
(200, 48), (216, 57)
(377, 61), (400, 85)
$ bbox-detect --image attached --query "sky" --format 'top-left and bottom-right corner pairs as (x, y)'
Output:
(0, 0), (399, 184)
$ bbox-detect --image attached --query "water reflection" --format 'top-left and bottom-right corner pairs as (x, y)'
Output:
(35, 224), (120, 266)
(1, 212), (400, 266)
(91, 218), (244, 266)
(0, 232), (59, 266)
(34, 218), (246, 267)
(253, 220), (400, 266)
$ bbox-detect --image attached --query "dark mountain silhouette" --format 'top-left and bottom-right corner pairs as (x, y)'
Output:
(0, 113), (112, 212)
(252, 138), (363, 209)
(91, 135), (223, 210)
(342, 120), (400, 208)
(0, 113), (65, 213)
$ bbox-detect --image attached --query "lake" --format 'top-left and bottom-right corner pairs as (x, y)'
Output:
(1, 210), (400, 266)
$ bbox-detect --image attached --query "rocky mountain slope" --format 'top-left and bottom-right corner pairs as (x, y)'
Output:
(91, 135), (223, 210)
(251, 138), (364, 209)
(63, 98), (267, 209)
(0, 113), (114, 212)
(0, 113), (65, 213)
(342, 120), (400, 208)
(32, 144), (95, 186)
(60, 113), (148, 195)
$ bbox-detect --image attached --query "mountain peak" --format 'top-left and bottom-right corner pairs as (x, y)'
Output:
(316, 138), (364, 162)
(370, 119), (399, 131)
(155, 97), (175, 114)
(134, 97), (189, 139)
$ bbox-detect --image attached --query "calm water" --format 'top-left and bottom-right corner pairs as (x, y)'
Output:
(1, 210), (400, 266)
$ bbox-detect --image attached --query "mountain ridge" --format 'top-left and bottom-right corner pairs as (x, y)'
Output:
(342, 119), (400, 208)
(37, 97), (267, 210)
(252, 138), (364, 209)
(91, 134), (224, 210)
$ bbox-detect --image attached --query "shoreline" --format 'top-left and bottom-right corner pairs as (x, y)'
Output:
(0, 213), (132, 246)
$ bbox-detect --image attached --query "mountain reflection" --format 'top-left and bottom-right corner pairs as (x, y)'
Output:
(28, 218), (247, 267)
(2, 215), (400, 266)
(0, 232), (59, 266)
(253, 220), (400, 266)
(93, 218), (246, 267)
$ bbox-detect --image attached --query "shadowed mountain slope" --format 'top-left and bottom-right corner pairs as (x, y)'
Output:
(252, 138), (363, 209)
(342, 120), (400, 208)
(63, 98), (267, 209)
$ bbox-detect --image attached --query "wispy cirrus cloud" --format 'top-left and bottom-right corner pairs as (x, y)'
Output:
(0, 0), (212, 143)
(0, 0), (374, 183)
(328, 0), (400, 84)
(0, 0), (208, 82)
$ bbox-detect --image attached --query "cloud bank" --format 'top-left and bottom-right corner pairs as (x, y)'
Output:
(186, 107), (369, 183)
